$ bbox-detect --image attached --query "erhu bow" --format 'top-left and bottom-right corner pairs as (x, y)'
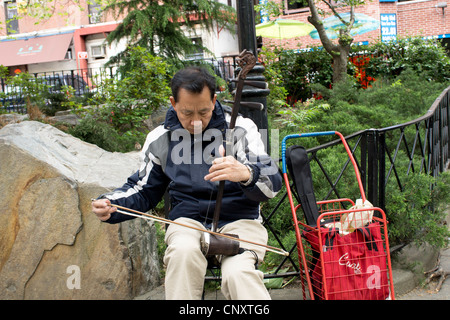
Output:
(108, 203), (288, 256)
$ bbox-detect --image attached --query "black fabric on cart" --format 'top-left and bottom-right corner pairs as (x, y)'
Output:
(286, 145), (320, 226)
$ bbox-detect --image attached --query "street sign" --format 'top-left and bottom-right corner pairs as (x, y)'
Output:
(77, 51), (88, 59)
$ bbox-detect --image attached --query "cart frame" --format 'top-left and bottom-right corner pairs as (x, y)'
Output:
(281, 131), (395, 300)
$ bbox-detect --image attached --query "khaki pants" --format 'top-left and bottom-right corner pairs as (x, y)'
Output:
(163, 217), (271, 300)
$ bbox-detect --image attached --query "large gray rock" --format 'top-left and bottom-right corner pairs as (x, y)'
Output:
(0, 121), (160, 300)
(0, 120), (140, 189)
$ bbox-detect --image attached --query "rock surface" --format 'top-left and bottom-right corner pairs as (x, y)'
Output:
(0, 121), (160, 300)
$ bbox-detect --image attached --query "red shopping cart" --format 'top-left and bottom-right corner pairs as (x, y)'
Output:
(281, 131), (395, 300)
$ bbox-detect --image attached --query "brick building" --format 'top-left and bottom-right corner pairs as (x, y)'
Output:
(0, 0), (126, 77)
(260, 0), (450, 50)
(1, 0), (448, 78)
(0, 0), (239, 77)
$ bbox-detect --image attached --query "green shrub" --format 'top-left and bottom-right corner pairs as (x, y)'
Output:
(356, 69), (448, 119)
(2, 72), (49, 111)
(93, 46), (171, 134)
(386, 172), (450, 248)
(68, 47), (171, 153)
(68, 116), (122, 152)
(263, 64), (450, 265)
(276, 98), (330, 133)
(365, 36), (450, 82)
(68, 116), (145, 153)
(304, 69), (448, 137)
(262, 45), (333, 107)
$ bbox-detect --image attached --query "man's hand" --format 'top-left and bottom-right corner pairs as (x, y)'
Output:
(204, 145), (251, 183)
(92, 198), (116, 221)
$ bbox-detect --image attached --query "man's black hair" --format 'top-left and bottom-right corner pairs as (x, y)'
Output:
(170, 66), (216, 102)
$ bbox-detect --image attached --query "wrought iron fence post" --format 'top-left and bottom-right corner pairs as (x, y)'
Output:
(438, 89), (449, 172)
(431, 112), (440, 178)
(439, 102), (443, 173)
(366, 129), (386, 212)
(378, 132), (386, 212)
(366, 129), (378, 207)
(445, 91), (450, 168)
(360, 131), (368, 194)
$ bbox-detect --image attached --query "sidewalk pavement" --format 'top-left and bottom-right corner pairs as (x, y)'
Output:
(137, 245), (450, 301)
(137, 249), (449, 300)
(397, 247), (450, 300)
(398, 207), (450, 300)
(138, 208), (450, 301)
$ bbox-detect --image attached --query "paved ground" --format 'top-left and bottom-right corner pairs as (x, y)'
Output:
(137, 253), (450, 300)
(137, 239), (450, 301)
(397, 247), (450, 300)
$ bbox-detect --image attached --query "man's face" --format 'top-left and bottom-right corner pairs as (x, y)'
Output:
(170, 87), (217, 134)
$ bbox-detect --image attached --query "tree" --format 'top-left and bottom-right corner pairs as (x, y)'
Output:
(306, 0), (364, 83)
(256, 0), (365, 84)
(103, 0), (237, 68)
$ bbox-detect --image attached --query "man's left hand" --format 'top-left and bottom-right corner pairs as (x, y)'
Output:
(205, 155), (251, 183)
(204, 145), (251, 183)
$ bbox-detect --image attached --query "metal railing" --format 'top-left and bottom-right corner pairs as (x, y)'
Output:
(262, 85), (450, 279)
(2, 61), (448, 283)
(0, 57), (240, 114)
(0, 66), (118, 113)
(185, 55), (239, 82)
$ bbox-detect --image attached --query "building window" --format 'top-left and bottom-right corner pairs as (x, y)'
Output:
(284, 0), (308, 14)
(88, 2), (102, 24)
(65, 48), (73, 60)
(4, 0), (19, 35)
(90, 45), (106, 59)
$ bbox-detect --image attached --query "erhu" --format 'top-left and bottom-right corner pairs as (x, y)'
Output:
(199, 49), (273, 262)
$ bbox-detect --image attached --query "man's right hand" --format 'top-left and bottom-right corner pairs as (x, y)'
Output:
(92, 199), (117, 222)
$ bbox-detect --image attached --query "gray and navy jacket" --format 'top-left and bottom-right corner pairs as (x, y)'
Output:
(100, 101), (282, 227)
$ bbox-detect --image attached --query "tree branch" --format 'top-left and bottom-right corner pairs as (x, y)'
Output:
(322, 0), (346, 24)
(307, 0), (339, 55)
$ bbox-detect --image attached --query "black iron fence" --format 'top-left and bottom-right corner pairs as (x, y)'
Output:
(336, 86), (449, 211)
(190, 54), (239, 82)
(0, 56), (240, 114)
(0, 67), (118, 113)
(2, 60), (449, 282)
(261, 85), (450, 278)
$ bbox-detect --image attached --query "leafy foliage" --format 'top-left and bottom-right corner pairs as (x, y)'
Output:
(364, 36), (450, 82)
(69, 47), (172, 152)
(277, 98), (330, 133)
(68, 115), (129, 152)
(386, 172), (450, 248)
(261, 38), (450, 264)
(261, 36), (450, 113)
(309, 69), (448, 136)
(261, 45), (333, 106)
(99, 47), (171, 133)
(258, 46), (290, 113)
(104, 0), (236, 68)
(2, 72), (49, 110)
